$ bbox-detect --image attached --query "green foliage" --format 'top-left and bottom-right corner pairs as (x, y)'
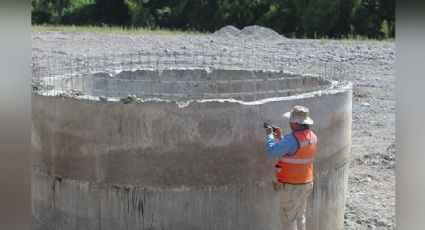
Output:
(293, 0), (356, 38)
(32, 9), (52, 25)
(125, 0), (154, 27)
(350, 0), (394, 39)
(380, 19), (390, 39)
(60, 4), (97, 25)
(350, 0), (380, 37)
(31, 0), (69, 24)
(94, 0), (131, 25)
(255, 0), (299, 35)
(31, 0), (395, 39)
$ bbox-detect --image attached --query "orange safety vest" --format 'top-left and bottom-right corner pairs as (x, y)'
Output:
(275, 129), (317, 184)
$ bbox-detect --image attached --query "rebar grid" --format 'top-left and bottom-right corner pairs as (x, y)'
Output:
(32, 50), (352, 101)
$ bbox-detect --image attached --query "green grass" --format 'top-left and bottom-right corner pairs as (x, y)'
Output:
(32, 24), (206, 35)
(346, 34), (383, 41)
(300, 32), (393, 43)
(317, 34), (394, 44)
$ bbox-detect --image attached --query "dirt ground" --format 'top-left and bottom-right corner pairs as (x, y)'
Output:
(32, 30), (395, 229)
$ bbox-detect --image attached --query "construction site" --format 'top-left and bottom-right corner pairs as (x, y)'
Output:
(31, 25), (395, 230)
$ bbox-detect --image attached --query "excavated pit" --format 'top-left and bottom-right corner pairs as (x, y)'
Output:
(32, 68), (352, 230)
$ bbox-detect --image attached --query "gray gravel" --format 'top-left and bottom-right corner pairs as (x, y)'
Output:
(32, 29), (395, 229)
(213, 25), (283, 40)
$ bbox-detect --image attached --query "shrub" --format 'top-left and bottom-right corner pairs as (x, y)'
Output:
(32, 10), (52, 24)
(61, 4), (97, 25)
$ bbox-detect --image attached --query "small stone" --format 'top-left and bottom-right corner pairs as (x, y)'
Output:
(376, 219), (387, 226)
(45, 85), (54, 90)
(69, 89), (83, 96)
(58, 92), (71, 98)
(120, 94), (139, 104)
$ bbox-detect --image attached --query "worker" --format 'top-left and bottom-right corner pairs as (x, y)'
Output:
(264, 105), (317, 230)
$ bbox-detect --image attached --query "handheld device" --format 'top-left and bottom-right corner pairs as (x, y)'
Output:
(263, 122), (277, 132)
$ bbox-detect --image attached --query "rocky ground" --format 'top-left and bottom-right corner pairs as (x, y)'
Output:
(32, 26), (395, 229)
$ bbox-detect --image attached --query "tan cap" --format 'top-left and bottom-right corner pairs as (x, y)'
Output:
(283, 105), (314, 125)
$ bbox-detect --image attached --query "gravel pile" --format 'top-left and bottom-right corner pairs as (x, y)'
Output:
(213, 25), (283, 40)
(213, 25), (240, 38)
(239, 25), (282, 40)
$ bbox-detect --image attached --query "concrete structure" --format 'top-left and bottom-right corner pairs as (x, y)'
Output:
(32, 69), (352, 230)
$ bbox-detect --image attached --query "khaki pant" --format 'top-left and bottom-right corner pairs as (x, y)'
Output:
(274, 182), (313, 230)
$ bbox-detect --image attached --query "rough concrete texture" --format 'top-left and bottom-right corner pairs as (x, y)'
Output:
(32, 69), (352, 230)
(45, 69), (329, 101)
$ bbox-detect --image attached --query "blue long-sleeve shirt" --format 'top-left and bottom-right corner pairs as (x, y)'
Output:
(265, 126), (308, 158)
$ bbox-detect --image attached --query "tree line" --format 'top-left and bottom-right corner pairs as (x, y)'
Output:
(31, 0), (395, 39)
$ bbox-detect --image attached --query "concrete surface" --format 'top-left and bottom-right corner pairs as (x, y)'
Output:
(45, 69), (329, 102)
(32, 69), (352, 230)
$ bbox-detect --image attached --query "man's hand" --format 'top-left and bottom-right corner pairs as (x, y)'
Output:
(273, 127), (283, 141)
(265, 127), (273, 135)
(265, 125), (283, 140)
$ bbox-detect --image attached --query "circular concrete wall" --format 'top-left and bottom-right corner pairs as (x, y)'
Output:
(32, 69), (351, 230)
(43, 69), (330, 101)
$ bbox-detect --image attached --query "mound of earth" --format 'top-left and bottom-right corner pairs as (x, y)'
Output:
(238, 25), (282, 40)
(213, 25), (284, 40)
(213, 25), (240, 37)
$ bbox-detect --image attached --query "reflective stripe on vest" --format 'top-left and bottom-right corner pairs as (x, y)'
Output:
(299, 138), (317, 147)
(279, 157), (314, 164)
(280, 138), (317, 163)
